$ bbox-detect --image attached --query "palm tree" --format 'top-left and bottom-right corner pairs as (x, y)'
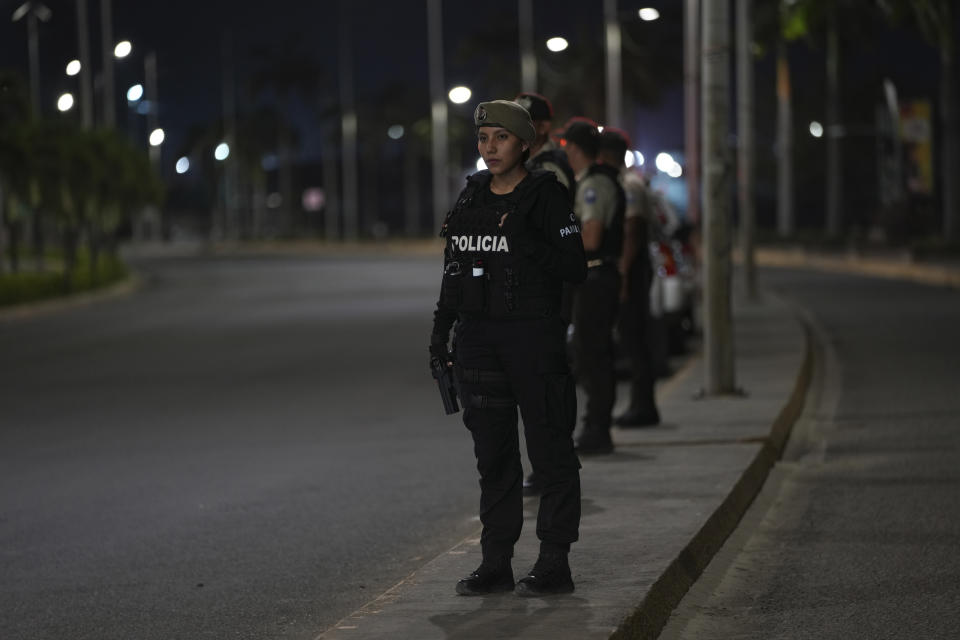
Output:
(0, 70), (32, 273)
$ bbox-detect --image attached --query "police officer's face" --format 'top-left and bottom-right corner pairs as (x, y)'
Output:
(477, 127), (527, 175)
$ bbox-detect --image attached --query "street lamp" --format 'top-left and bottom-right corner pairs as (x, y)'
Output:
(175, 156), (189, 174)
(546, 36), (568, 52)
(638, 8), (660, 21)
(126, 83), (143, 102)
(214, 142), (230, 161)
(148, 127), (164, 146)
(113, 39), (131, 58)
(448, 86), (471, 104)
(57, 92), (74, 112)
(66, 59), (81, 76)
(11, 1), (52, 115)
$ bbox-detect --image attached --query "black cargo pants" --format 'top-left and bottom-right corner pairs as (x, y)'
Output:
(618, 260), (657, 414)
(454, 314), (581, 561)
(572, 264), (620, 432)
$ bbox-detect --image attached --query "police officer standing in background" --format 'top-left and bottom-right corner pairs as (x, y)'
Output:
(430, 100), (586, 596)
(515, 92), (578, 498)
(514, 92), (575, 201)
(561, 118), (625, 455)
(598, 127), (661, 427)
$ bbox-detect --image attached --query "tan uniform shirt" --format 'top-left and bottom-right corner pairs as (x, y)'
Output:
(529, 139), (572, 193)
(575, 169), (619, 229)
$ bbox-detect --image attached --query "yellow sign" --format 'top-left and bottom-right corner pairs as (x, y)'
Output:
(900, 101), (933, 195)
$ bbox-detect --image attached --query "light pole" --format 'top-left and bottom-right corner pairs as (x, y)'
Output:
(11, 1), (52, 117)
(604, 0), (622, 127)
(518, 0), (536, 92)
(100, 0), (116, 127)
(75, 0), (93, 128)
(340, 0), (359, 241)
(427, 0), (449, 233)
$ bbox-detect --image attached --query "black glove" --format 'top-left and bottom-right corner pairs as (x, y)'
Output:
(430, 335), (453, 369)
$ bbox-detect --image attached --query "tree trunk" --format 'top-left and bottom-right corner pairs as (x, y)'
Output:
(737, 0), (756, 300)
(940, 8), (957, 241)
(776, 38), (794, 238)
(702, 0), (736, 394)
(825, 3), (843, 239)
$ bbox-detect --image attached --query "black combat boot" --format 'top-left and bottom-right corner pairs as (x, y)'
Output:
(614, 406), (660, 428)
(574, 427), (614, 455)
(455, 556), (515, 596)
(515, 551), (575, 596)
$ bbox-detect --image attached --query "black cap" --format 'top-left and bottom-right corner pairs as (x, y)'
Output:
(559, 118), (599, 156)
(514, 92), (553, 121)
(598, 127), (631, 157)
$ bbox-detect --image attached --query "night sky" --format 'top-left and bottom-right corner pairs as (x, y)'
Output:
(2, 1), (675, 161)
(2, 0), (955, 229)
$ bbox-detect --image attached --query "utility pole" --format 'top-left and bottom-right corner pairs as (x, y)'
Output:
(737, 0), (756, 299)
(340, 0), (359, 241)
(684, 0), (701, 226)
(76, 0), (93, 128)
(221, 32), (238, 239)
(100, 0), (115, 127)
(775, 10), (794, 238)
(145, 52), (159, 168)
(604, 0), (622, 126)
(427, 0), (449, 232)
(519, 0), (536, 93)
(12, 2), (52, 117)
(825, 2), (842, 239)
(702, 0), (735, 394)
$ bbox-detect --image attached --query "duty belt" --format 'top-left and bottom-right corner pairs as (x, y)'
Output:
(586, 258), (616, 269)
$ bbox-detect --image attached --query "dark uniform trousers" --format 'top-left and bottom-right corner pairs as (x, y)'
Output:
(454, 314), (581, 560)
(573, 265), (621, 431)
(618, 260), (657, 413)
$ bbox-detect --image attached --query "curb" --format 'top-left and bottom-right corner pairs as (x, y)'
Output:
(751, 248), (960, 289)
(610, 300), (816, 640)
(0, 272), (142, 322)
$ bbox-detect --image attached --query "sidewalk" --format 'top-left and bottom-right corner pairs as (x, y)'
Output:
(317, 291), (811, 640)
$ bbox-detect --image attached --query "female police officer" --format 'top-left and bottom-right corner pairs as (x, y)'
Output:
(429, 100), (586, 596)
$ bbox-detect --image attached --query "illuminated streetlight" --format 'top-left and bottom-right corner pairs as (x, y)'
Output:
(448, 86), (471, 104)
(65, 59), (81, 76)
(148, 128), (164, 146)
(639, 8), (660, 21)
(546, 36), (568, 52)
(175, 157), (190, 174)
(57, 92), (74, 112)
(809, 121), (824, 138)
(114, 40), (131, 58)
(625, 150), (645, 168)
(126, 83), (143, 102)
(655, 152), (675, 173)
(387, 124), (405, 140)
(667, 163), (683, 178)
(214, 142), (230, 161)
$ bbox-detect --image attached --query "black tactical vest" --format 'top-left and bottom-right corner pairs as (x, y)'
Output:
(438, 170), (558, 319)
(579, 163), (625, 264)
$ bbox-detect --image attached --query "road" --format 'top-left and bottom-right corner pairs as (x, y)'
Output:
(661, 268), (960, 639)
(0, 254), (480, 640)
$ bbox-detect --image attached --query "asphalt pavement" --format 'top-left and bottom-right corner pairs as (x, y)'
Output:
(660, 269), (960, 640)
(3, 242), (958, 640)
